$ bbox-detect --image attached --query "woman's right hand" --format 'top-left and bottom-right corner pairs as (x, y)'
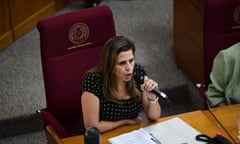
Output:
(126, 117), (142, 125)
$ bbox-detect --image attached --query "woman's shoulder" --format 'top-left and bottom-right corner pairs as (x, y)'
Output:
(83, 72), (103, 83)
(82, 72), (103, 95)
(220, 43), (240, 58)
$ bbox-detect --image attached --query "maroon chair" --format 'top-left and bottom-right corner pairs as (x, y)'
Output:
(37, 5), (116, 139)
(197, 0), (240, 109)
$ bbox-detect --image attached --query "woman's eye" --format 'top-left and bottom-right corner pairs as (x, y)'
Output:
(129, 59), (134, 63)
(118, 58), (134, 66)
(118, 61), (126, 66)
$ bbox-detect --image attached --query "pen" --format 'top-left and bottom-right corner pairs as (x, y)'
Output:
(151, 137), (161, 144)
(149, 133), (162, 144)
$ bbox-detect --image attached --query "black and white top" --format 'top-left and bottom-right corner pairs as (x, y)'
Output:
(81, 64), (146, 121)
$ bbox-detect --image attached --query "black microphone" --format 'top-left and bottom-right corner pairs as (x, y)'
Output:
(84, 127), (101, 144)
(134, 74), (172, 104)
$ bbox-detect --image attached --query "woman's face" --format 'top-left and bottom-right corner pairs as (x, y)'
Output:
(114, 49), (135, 83)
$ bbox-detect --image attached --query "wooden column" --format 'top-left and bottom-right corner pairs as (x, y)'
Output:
(174, 0), (204, 83)
(0, 0), (13, 51)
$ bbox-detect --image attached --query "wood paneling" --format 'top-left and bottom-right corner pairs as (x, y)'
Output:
(174, 0), (204, 83)
(0, 0), (13, 51)
(0, 0), (75, 51)
(9, 0), (56, 39)
(55, 0), (74, 10)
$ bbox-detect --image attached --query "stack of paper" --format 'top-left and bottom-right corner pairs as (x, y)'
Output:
(109, 128), (157, 144)
(108, 117), (205, 144)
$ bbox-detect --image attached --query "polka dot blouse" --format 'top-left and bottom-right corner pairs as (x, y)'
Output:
(81, 64), (147, 121)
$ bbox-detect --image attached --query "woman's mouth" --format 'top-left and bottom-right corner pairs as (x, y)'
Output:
(125, 73), (132, 80)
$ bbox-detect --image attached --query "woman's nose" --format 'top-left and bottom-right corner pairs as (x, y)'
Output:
(125, 63), (131, 71)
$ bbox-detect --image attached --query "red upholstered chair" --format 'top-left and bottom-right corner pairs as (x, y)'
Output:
(37, 5), (116, 139)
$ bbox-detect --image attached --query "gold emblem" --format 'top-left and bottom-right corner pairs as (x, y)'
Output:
(69, 23), (89, 44)
(234, 5), (240, 24)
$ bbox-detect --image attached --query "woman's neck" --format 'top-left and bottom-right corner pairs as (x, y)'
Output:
(115, 81), (130, 100)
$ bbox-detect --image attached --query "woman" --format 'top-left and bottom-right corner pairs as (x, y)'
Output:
(81, 36), (161, 133)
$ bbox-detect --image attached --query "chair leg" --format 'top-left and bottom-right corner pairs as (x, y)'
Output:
(45, 125), (63, 144)
(195, 83), (208, 109)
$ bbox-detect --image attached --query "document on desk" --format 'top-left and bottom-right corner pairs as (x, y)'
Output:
(108, 117), (205, 144)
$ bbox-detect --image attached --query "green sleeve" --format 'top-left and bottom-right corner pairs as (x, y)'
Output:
(206, 52), (226, 107)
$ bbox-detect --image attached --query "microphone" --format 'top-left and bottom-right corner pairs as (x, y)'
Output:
(134, 74), (172, 104)
(84, 127), (101, 144)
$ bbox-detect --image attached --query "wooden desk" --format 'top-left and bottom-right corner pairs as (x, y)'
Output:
(62, 110), (232, 144)
(209, 104), (240, 144)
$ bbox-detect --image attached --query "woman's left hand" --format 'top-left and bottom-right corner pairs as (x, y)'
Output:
(141, 76), (161, 120)
(141, 76), (158, 100)
(141, 76), (158, 91)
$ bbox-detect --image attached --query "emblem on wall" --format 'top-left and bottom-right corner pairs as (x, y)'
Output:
(234, 5), (240, 25)
(69, 23), (89, 44)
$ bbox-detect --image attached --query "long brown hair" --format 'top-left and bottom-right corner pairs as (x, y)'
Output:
(86, 36), (141, 103)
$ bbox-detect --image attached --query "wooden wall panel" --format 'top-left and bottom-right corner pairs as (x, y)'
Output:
(0, 0), (75, 51)
(0, 0), (13, 51)
(174, 0), (204, 83)
(9, 0), (56, 39)
(55, 0), (74, 10)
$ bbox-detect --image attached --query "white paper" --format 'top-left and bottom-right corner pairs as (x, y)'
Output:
(108, 117), (205, 144)
(109, 128), (156, 144)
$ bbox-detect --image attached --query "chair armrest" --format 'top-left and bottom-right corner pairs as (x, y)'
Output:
(41, 111), (67, 138)
(46, 125), (64, 144)
(195, 83), (208, 109)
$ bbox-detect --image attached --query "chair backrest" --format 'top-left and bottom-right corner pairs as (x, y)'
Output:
(37, 5), (116, 136)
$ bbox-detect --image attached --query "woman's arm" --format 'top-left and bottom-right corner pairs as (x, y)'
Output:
(141, 76), (161, 120)
(206, 52), (226, 107)
(81, 91), (141, 133)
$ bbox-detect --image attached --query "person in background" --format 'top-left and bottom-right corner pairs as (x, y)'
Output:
(206, 42), (240, 108)
(81, 36), (161, 133)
